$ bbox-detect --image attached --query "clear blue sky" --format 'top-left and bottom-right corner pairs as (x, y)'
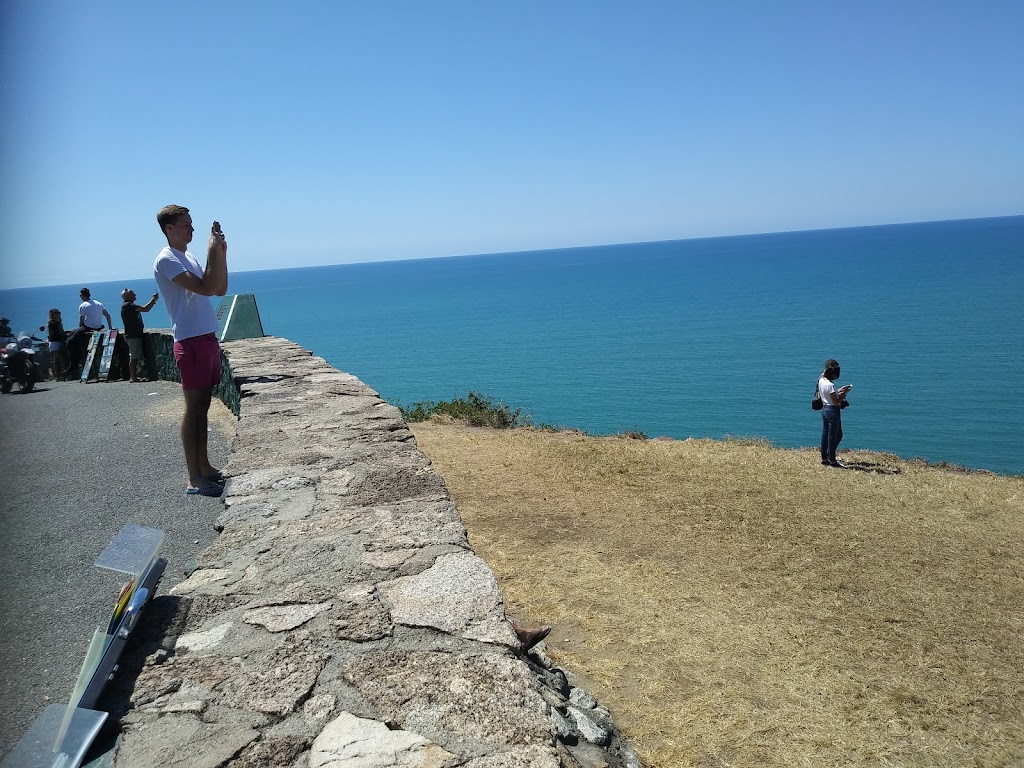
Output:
(2, 1), (1022, 288)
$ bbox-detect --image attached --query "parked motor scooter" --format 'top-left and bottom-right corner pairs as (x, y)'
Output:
(0, 334), (41, 393)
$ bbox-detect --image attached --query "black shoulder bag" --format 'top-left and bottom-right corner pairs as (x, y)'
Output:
(811, 379), (823, 411)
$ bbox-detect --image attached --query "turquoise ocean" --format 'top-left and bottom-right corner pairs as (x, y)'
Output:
(3, 216), (1022, 475)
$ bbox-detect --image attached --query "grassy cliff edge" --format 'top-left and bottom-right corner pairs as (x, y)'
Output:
(411, 418), (1024, 768)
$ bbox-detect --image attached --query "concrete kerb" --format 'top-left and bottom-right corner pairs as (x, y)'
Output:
(114, 334), (642, 768)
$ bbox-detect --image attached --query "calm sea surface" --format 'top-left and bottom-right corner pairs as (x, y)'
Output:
(3, 217), (1022, 475)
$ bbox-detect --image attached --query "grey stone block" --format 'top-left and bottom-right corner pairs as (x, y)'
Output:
(380, 552), (518, 646)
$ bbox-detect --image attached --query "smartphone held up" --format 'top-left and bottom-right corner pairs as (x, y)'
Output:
(209, 220), (227, 257)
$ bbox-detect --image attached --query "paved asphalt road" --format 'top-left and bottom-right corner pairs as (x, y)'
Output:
(0, 377), (235, 758)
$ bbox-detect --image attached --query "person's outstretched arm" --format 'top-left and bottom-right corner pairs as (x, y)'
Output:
(140, 293), (159, 312)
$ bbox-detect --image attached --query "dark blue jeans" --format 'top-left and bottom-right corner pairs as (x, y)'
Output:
(821, 405), (843, 463)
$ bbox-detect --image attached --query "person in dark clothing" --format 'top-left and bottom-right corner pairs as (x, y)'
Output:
(120, 289), (159, 382)
(47, 308), (68, 380)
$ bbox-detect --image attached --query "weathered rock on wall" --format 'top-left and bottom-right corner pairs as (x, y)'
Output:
(116, 335), (641, 768)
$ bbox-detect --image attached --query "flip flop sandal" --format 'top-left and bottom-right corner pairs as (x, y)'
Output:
(185, 481), (223, 497)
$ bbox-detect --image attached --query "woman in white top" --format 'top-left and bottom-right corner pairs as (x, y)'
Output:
(818, 358), (852, 468)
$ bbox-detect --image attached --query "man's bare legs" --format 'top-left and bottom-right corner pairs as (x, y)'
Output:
(182, 387), (219, 486)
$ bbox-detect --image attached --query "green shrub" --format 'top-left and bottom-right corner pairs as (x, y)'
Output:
(398, 391), (527, 429)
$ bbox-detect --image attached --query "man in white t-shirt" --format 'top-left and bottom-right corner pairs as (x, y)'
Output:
(78, 288), (114, 332)
(65, 287), (115, 374)
(153, 204), (229, 497)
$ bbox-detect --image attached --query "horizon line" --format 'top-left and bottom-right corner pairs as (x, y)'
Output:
(4, 213), (1021, 292)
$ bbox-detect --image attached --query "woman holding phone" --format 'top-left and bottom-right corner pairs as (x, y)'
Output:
(818, 358), (852, 468)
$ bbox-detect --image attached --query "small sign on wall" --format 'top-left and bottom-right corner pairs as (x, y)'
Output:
(216, 294), (265, 342)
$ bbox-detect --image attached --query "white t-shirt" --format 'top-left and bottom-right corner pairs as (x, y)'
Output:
(79, 299), (106, 329)
(153, 246), (219, 342)
(818, 376), (837, 406)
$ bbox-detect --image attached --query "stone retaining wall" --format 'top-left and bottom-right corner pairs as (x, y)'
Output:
(116, 334), (641, 768)
(142, 329), (240, 414)
(140, 329), (182, 384)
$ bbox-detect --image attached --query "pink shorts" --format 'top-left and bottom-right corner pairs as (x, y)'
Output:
(173, 333), (221, 390)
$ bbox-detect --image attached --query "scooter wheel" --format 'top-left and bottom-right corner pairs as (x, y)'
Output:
(17, 366), (36, 393)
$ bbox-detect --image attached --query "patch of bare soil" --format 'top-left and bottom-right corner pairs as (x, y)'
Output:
(411, 422), (1024, 768)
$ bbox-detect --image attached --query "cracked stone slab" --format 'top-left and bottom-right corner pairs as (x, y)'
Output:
(361, 501), (468, 552)
(231, 445), (341, 469)
(298, 394), (387, 417)
(226, 735), (308, 767)
(215, 498), (279, 532)
(319, 455), (449, 506)
(200, 528), (372, 591)
(361, 548), (417, 570)
(224, 467), (318, 497)
(304, 694), (338, 727)
(330, 585), (393, 642)
(170, 568), (238, 595)
(244, 601), (333, 632)
(177, 621), (234, 652)
(462, 747), (560, 768)
(250, 580), (339, 607)
(380, 552), (518, 646)
(194, 518), (368, 584)
(220, 632), (331, 715)
(115, 713), (258, 768)
(310, 711), (459, 768)
(130, 655), (241, 708)
(344, 651), (552, 752)
(215, 485), (319, 530)
(179, 595), (251, 632)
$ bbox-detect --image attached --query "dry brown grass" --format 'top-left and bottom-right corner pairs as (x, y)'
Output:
(410, 422), (1024, 768)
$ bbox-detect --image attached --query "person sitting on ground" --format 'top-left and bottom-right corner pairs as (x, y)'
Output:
(120, 289), (159, 382)
(46, 308), (67, 380)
